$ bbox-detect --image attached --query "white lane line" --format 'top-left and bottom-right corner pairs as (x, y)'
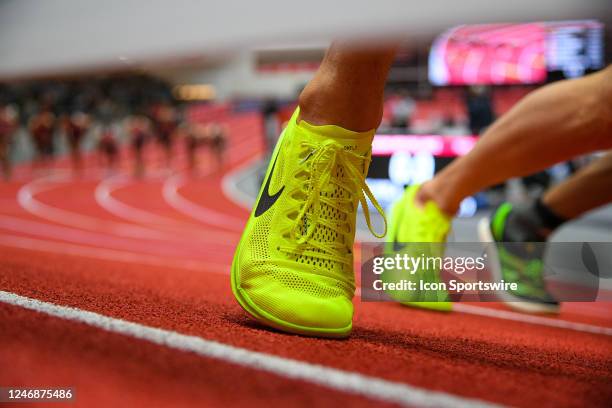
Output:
(95, 175), (188, 226)
(0, 233), (229, 274)
(0, 291), (502, 408)
(94, 176), (239, 243)
(18, 175), (172, 241)
(162, 173), (245, 230)
(161, 133), (259, 230)
(452, 303), (612, 336)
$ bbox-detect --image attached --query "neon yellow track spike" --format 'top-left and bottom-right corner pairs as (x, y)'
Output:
(386, 185), (453, 312)
(231, 108), (386, 337)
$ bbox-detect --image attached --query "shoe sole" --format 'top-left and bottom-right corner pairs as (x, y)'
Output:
(230, 127), (352, 338)
(477, 217), (559, 314)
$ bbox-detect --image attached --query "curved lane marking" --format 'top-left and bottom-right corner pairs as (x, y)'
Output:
(94, 175), (240, 243)
(18, 175), (172, 241)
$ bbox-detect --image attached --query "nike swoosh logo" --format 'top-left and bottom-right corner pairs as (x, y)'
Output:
(254, 154), (285, 217)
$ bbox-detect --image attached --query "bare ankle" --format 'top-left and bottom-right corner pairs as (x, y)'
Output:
(297, 76), (384, 132)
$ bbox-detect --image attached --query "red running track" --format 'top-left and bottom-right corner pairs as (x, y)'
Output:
(1, 111), (611, 407)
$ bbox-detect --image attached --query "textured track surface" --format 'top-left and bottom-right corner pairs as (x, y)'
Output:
(1, 112), (611, 407)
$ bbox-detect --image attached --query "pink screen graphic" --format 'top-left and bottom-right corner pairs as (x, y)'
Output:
(429, 23), (547, 85)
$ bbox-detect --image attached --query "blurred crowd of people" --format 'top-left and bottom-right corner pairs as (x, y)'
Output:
(0, 75), (227, 180)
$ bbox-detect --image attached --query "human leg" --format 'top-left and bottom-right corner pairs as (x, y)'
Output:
(231, 42), (397, 337)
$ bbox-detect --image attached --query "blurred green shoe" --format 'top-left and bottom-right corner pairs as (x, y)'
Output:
(385, 185), (452, 311)
(478, 203), (559, 314)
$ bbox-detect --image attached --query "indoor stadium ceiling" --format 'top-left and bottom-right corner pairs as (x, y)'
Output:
(0, 0), (609, 80)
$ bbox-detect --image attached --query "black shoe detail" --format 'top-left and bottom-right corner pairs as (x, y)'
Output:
(254, 154), (285, 217)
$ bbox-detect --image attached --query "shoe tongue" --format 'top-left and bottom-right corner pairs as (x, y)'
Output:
(297, 119), (374, 156)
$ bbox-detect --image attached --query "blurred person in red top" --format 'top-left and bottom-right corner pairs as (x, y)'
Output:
(127, 113), (151, 178)
(207, 122), (227, 171)
(98, 124), (119, 174)
(0, 104), (19, 180)
(28, 107), (56, 171)
(186, 121), (227, 175)
(186, 122), (207, 174)
(62, 111), (91, 175)
(151, 104), (178, 169)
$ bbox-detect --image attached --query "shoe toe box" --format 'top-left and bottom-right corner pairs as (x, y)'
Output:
(238, 269), (354, 336)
